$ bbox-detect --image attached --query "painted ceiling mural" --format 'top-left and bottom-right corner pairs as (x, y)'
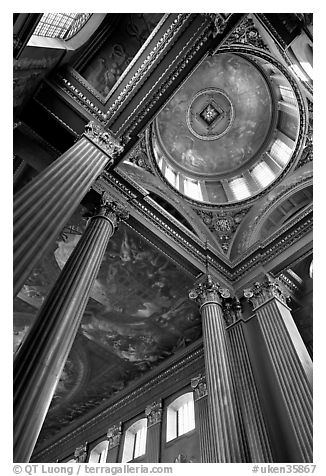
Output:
(13, 204), (201, 445)
(80, 13), (164, 97)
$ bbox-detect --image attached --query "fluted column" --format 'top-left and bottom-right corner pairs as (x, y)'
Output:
(226, 299), (273, 462)
(13, 197), (129, 463)
(13, 121), (123, 297)
(145, 401), (162, 462)
(106, 423), (122, 463)
(244, 276), (313, 462)
(191, 374), (214, 462)
(189, 275), (245, 462)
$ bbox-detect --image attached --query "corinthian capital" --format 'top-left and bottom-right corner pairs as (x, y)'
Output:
(189, 274), (231, 306)
(74, 442), (88, 462)
(145, 400), (162, 427)
(243, 275), (290, 309)
(84, 121), (124, 161)
(92, 193), (129, 228)
(107, 423), (122, 449)
(191, 374), (207, 401)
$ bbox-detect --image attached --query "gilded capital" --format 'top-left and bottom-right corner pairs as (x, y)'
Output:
(84, 121), (124, 162)
(92, 193), (129, 228)
(244, 275), (290, 309)
(74, 442), (88, 462)
(189, 274), (231, 307)
(107, 422), (122, 449)
(191, 374), (207, 401)
(145, 400), (162, 427)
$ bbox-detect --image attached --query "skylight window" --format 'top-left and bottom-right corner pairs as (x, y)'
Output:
(228, 177), (251, 201)
(270, 139), (292, 166)
(251, 162), (275, 188)
(33, 13), (91, 39)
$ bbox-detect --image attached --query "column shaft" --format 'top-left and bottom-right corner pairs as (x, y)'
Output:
(201, 301), (244, 462)
(14, 136), (109, 296)
(255, 299), (313, 461)
(228, 322), (273, 462)
(13, 204), (122, 462)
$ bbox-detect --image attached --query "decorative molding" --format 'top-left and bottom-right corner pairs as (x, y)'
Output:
(107, 423), (122, 450)
(189, 274), (231, 308)
(194, 208), (249, 254)
(124, 138), (154, 175)
(296, 99), (312, 170)
(225, 16), (269, 51)
(74, 442), (88, 462)
(84, 121), (124, 161)
(191, 373), (207, 400)
(244, 275), (290, 309)
(201, 13), (231, 37)
(58, 76), (107, 123)
(105, 14), (192, 118)
(145, 401), (162, 427)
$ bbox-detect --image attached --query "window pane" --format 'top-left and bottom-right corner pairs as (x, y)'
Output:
(229, 177), (251, 200)
(251, 162), (275, 188)
(270, 139), (292, 166)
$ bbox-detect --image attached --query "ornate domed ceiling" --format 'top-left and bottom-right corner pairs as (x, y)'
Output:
(156, 53), (274, 177)
(150, 51), (301, 205)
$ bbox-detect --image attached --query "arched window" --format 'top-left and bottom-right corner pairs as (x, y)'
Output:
(88, 440), (109, 463)
(166, 392), (195, 442)
(121, 418), (147, 462)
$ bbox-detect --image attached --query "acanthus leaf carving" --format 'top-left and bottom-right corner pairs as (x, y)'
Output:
(107, 422), (122, 450)
(145, 400), (162, 427)
(244, 275), (290, 309)
(84, 121), (124, 162)
(191, 373), (207, 400)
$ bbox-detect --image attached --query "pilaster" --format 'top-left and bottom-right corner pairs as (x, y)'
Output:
(145, 401), (162, 462)
(106, 423), (122, 463)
